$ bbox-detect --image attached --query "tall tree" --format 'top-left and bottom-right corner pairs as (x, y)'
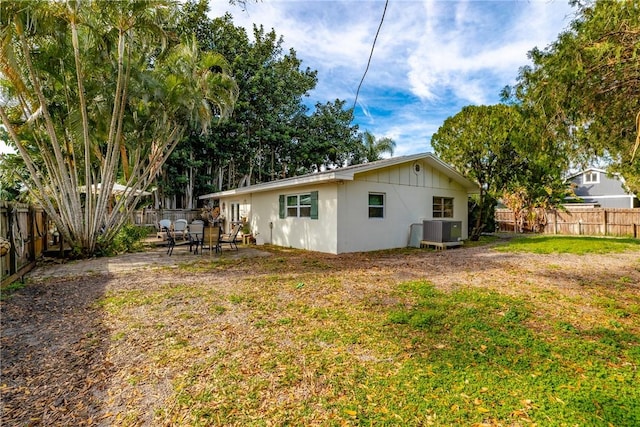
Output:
(431, 104), (525, 240)
(358, 130), (396, 162)
(433, 103), (572, 237)
(299, 99), (361, 171)
(505, 0), (640, 192)
(0, 0), (237, 256)
(161, 8), (318, 203)
(162, 3), (362, 206)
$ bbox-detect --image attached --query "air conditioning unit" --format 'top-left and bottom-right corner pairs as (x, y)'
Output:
(423, 220), (462, 243)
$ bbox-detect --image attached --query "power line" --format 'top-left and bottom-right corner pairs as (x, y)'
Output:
(352, 0), (389, 115)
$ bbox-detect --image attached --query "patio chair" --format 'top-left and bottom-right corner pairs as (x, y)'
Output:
(157, 219), (172, 239)
(202, 225), (222, 254)
(160, 221), (176, 256)
(173, 219), (188, 240)
(166, 229), (177, 255)
(219, 223), (242, 251)
(187, 221), (204, 254)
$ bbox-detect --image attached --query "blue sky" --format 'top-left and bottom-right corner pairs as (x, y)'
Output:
(208, 0), (576, 157)
(0, 0), (576, 156)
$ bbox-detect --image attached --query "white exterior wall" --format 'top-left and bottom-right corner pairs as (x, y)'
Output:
(218, 198), (251, 233)
(217, 159), (470, 254)
(245, 184), (340, 253)
(336, 161), (469, 253)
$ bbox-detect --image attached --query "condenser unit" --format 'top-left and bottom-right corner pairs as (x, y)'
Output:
(422, 220), (462, 243)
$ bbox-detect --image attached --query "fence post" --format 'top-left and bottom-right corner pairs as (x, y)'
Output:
(603, 210), (607, 236)
(7, 204), (16, 278)
(28, 206), (36, 263)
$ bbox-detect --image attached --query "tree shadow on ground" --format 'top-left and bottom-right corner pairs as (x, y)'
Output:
(1, 275), (111, 425)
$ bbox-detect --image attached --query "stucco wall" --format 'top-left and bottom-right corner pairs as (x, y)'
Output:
(336, 161), (469, 253)
(246, 183), (339, 253)
(218, 160), (471, 254)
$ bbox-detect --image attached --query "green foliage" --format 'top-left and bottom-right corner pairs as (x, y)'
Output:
(162, 1), (362, 205)
(495, 235), (640, 255)
(432, 104), (530, 239)
(96, 224), (150, 257)
(506, 0), (640, 192)
(469, 193), (497, 233)
(0, 153), (30, 202)
(0, 281), (26, 301)
(356, 130), (396, 163)
(0, 0), (237, 255)
(433, 102), (572, 237)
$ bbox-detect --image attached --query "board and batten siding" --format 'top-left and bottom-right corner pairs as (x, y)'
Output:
(218, 159), (471, 254)
(336, 161), (469, 253)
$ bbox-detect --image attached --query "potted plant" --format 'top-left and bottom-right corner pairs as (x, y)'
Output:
(241, 221), (252, 244)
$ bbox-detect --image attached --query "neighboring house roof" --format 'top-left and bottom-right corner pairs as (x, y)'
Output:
(199, 152), (479, 200)
(566, 168), (617, 181)
(566, 168), (635, 195)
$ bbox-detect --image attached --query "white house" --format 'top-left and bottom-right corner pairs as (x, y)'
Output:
(565, 168), (639, 208)
(199, 153), (479, 254)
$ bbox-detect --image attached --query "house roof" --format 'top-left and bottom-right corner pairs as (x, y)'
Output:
(565, 168), (637, 198)
(565, 168), (615, 181)
(199, 152), (479, 200)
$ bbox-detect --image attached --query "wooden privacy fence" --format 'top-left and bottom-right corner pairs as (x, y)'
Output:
(1, 202), (47, 286)
(496, 207), (640, 237)
(129, 208), (200, 226)
(0, 204), (203, 285)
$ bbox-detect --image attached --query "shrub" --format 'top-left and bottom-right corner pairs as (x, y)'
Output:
(96, 224), (150, 256)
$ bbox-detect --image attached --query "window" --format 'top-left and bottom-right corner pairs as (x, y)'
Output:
(286, 193), (311, 217)
(433, 196), (454, 218)
(584, 171), (599, 184)
(279, 191), (318, 219)
(368, 193), (385, 218)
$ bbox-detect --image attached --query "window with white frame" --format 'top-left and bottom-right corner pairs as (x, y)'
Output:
(584, 171), (599, 184)
(286, 193), (311, 218)
(433, 196), (454, 218)
(368, 193), (385, 218)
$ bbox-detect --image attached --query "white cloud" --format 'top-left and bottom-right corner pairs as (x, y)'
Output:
(207, 0), (575, 156)
(405, 0), (572, 104)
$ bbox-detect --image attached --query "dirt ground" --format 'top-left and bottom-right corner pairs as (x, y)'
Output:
(1, 237), (639, 426)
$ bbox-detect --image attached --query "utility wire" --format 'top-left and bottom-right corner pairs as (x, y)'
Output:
(352, 0), (389, 115)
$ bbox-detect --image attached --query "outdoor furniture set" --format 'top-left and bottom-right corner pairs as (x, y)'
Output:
(159, 219), (242, 256)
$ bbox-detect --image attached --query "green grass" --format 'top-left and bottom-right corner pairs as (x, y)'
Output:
(0, 281), (26, 301)
(378, 281), (639, 425)
(463, 234), (501, 247)
(495, 235), (640, 254)
(95, 247), (640, 426)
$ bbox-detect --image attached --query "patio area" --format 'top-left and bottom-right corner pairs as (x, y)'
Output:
(29, 243), (272, 281)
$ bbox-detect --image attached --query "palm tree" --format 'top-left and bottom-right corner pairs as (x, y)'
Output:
(0, 0), (238, 256)
(360, 130), (396, 162)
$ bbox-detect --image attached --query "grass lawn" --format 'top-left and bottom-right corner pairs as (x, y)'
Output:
(495, 234), (640, 255)
(91, 236), (640, 426)
(13, 234), (638, 426)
